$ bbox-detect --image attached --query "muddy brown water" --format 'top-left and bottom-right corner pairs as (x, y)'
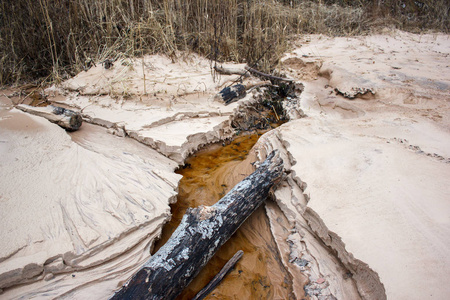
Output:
(152, 132), (294, 299)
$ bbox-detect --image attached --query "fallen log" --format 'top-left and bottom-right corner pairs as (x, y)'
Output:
(16, 104), (82, 131)
(111, 150), (284, 300)
(214, 65), (250, 77)
(193, 250), (244, 300)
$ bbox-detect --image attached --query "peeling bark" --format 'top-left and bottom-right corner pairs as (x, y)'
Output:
(110, 150), (284, 300)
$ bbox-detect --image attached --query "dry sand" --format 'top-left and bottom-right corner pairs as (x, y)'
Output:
(265, 29), (450, 299)
(0, 107), (180, 298)
(0, 29), (449, 299)
(0, 53), (276, 298)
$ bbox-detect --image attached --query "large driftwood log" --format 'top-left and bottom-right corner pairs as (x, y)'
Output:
(16, 104), (82, 131)
(111, 151), (284, 300)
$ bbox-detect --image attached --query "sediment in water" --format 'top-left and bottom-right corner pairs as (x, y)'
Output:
(152, 131), (299, 300)
(148, 85), (386, 299)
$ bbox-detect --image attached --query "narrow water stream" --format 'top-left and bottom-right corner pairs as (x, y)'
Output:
(152, 132), (294, 299)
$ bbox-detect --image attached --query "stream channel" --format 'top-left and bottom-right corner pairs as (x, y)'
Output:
(152, 95), (294, 299)
(152, 132), (292, 299)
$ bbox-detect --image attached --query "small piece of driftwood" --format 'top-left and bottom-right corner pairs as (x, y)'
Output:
(215, 80), (272, 105)
(215, 84), (246, 105)
(214, 65), (250, 77)
(244, 66), (294, 82)
(192, 250), (244, 300)
(110, 151), (284, 300)
(16, 104), (82, 131)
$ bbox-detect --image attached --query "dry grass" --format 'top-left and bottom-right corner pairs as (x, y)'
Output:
(0, 0), (448, 86)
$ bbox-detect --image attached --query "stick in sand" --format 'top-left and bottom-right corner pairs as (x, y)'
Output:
(192, 250), (244, 300)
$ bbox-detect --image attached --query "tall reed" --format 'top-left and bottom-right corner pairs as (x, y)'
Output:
(0, 0), (448, 85)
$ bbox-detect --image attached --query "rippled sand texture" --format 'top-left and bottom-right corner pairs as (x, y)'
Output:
(0, 104), (180, 298)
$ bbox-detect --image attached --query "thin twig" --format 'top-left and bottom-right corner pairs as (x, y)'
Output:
(244, 66), (293, 82)
(228, 46), (272, 87)
(272, 105), (280, 121)
(192, 250), (244, 300)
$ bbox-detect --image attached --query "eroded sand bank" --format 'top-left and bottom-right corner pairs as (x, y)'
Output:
(0, 29), (449, 299)
(0, 53), (294, 298)
(264, 29), (450, 299)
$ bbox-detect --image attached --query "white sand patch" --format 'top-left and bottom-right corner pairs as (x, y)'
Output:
(62, 54), (219, 96)
(50, 54), (254, 164)
(278, 118), (450, 299)
(274, 30), (450, 299)
(0, 107), (180, 297)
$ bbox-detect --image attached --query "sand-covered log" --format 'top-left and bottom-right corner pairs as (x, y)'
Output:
(214, 65), (249, 77)
(111, 150), (284, 300)
(16, 104), (82, 131)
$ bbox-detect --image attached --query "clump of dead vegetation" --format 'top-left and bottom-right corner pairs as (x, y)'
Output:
(0, 0), (448, 86)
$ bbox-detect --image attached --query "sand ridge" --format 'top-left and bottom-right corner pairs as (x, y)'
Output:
(268, 29), (450, 299)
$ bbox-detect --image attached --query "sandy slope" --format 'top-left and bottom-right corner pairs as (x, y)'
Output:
(51, 54), (259, 164)
(271, 29), (450, 299)
(0, 104), (180, 297)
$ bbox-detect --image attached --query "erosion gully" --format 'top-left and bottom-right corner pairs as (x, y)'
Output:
(152, 104), (293, 299)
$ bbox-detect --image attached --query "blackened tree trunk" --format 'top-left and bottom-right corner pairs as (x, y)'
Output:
(111, 150), (284, 300)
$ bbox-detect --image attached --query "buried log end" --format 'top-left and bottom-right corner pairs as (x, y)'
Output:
(16, 104), (82, 131)
(50, 105), (83, 131)
(65, 113), (83, 131)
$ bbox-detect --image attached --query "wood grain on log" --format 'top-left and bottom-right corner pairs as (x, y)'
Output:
(111, 151), (284, 300)
(16, 104), (82, 131)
